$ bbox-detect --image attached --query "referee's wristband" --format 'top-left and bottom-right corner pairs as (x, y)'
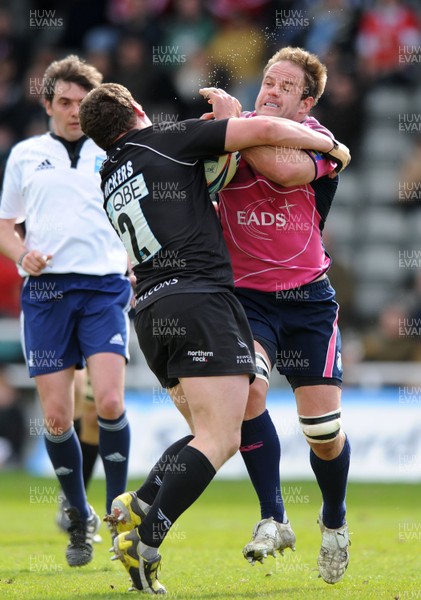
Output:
(17, 251), (29, 266)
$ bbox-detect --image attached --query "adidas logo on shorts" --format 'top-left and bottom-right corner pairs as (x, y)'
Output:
(109, 333), (124, 346)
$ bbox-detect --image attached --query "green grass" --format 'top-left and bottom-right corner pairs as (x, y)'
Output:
(0, 472), (420, 599)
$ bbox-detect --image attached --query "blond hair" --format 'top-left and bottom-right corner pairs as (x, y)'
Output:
(264, 47), (327, 104)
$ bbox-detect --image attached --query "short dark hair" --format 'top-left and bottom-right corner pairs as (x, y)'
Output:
(79, 83), (138, 150)
(43, 55), (103, 102)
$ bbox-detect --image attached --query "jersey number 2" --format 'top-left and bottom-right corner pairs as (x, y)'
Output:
(118, 213), (151, 263)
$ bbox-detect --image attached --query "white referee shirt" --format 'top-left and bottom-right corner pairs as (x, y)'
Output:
(0, 132), (128, 276)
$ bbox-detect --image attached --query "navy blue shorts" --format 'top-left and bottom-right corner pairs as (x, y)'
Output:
(21, 274), (132, 377)
(235, 277), (342, 389)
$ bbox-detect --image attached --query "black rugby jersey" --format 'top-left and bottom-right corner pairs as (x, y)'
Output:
(100, 118), (233, 311)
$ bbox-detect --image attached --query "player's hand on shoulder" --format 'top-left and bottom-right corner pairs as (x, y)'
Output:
(323, 139), (351, 176)
(199, 87), (242, 120)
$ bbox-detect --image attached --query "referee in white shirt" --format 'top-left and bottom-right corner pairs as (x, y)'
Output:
(0, 55), (132, 568)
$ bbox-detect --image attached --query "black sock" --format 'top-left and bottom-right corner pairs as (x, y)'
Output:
(138, 445), (215, 548)
(80, 441), (99, 490)
(136, 434), (194, 505)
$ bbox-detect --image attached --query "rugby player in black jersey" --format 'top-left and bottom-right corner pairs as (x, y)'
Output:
(79, 82), (349, 594)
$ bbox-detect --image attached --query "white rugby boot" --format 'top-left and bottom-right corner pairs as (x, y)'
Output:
(243, 517), (296, 565)
(317, 508), (350, 584)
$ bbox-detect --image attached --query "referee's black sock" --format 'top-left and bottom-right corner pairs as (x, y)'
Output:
(136, 434), (194, 506)
(137, 445), (215, 548)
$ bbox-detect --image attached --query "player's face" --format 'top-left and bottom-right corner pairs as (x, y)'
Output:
(45, 80), (88, 142)
(255, 61), (311, 122)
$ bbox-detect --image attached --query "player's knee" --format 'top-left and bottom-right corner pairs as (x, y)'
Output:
(224, 429), (242, 460)
(255, 352), (270, 388)
(298, 409), (341, 445)
(44, 412), (72, 435)
(244, 353), (270, 419)
(95, 391), (124, 419)
(216, 425), (242, 460)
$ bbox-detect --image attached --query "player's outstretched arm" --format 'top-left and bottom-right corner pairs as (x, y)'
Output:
(199, 88), (351, 176)
(224, 115), (337, 154)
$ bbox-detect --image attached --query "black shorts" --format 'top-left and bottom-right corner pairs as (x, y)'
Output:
(134, 292), (256, 389)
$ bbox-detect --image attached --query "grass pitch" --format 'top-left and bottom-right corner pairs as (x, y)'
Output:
(0, 472), (419, 599)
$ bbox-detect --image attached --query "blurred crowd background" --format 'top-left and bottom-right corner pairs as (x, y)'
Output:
(1, 0), (421, 467)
